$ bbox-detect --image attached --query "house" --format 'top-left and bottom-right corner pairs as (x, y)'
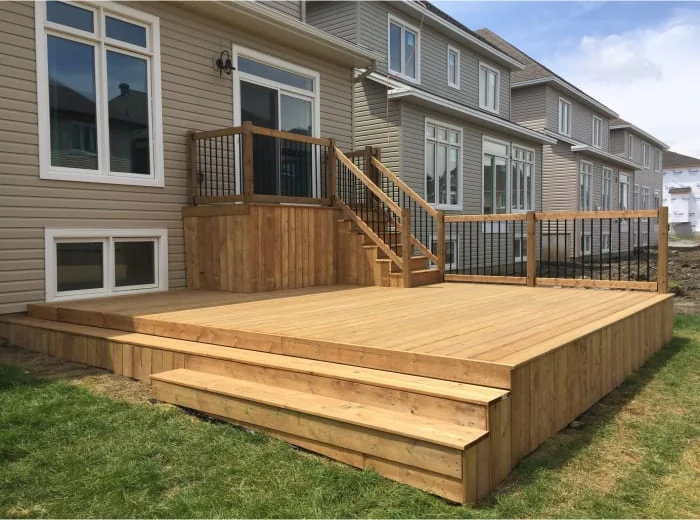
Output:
(306, 1), (557, 272)
(662, 150), (700, 238)
(475, 28), (650, 258)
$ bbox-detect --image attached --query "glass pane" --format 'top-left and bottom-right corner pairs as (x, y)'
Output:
(405, 30), (416, 78)
(47, 1), (93, 32)
(107, 51), (150, 175)
(389, 23), (402, 73)
(448, 52), (456, 83)
(487, 70), (496, 109)
(280, 94), (313, 197)
(483, 155), (493, 214)
(56, 242), (103, 292)
(525, 164), (532, 210)
(114, 241), (155, 287)
(241, 81), (278, 195)
(495, 157), (507, 213)
(438, 128), (447, 141)
(48, 36), (98, 170)
(511, 162), (518, 210)
(448, 147), (458, 205)
(483, 140), (508, 157)
(479, 68), (487, 107)
(449, 131), (459, 144)
(426, 141), (435, 204)
(426, 124), (436, 138)
(437, 144), (447, 205)
(238, 56), (313, 91)
(519, 162), (525, 209)
(106, 16), (147, 48)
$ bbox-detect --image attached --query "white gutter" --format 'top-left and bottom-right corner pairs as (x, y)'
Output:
(365, 72), (555, 144)
(610, 124), (669, 150)
(570, 145), (642, 170)
(512, 77), (618, 119)
(398, 1), (525, 71)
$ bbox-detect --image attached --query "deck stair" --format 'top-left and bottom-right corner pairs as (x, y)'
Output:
(1, 313), (510, 503)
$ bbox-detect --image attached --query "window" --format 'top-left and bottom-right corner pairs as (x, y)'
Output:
(45, 228), (167, 302)
(483, 138), (509, 214)
(642, 142), (650, 168)
(511, 146), (535, 211)
(581, 233), (592, 255)
(641, 230), (649, 247)
(641, 186), (650, 209)
(388, 16), (419, 82)
(479, 63), (499, 112)
(580, 161), (592, 211)
(592, 116), (602, 148)
(431, 236), (457, 270)
(514, 236), (527, 262)
(654, 191), (661, 209)
(559, 98), (572, 136)
(633, 184), (640, 209)
(628, 134), (634, 159)
(619, 173), (629, 210)
(36, 1), (163, 186)
(602, 231), (611, 253)
(602, 167), (613, 210)
(425, 120), (461, 209)
(655, 149), (662, 172)
(447, 46), (460, 89)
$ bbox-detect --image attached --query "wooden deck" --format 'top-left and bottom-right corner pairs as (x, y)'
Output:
(1, 283), (674, 503)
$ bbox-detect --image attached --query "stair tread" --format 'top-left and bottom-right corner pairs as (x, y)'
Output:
(153, 368), (488, 449)
(3, 316), (508, 405)
(391, 268), (441, 275)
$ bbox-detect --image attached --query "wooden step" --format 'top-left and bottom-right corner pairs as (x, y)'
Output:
(377, 255), (429, 272)
(391, 268), (443, 288)
(152, 369), (491, 503)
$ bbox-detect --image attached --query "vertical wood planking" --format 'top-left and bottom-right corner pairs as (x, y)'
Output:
(657, 206), (669, 293)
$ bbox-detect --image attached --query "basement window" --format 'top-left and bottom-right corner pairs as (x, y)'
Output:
(45, 228), (168, 302)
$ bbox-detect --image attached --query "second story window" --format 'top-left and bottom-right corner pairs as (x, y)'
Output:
(388, 16), (419, 82)
(592, 116), (602, 148)
(602, 167), (613, 210)
(642, 142), (650, 168)
(655, 149), (662, 172)
(619, 174), (629, 210)
(447, 46), (459, 89)
(628, 134), (634, 159)
(580, 161), (592, 211)
(559, 98), (572, 136)
(479, 63), (499, 113)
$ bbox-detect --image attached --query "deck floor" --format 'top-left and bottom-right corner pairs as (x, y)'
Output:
(31, 283), (669, 368)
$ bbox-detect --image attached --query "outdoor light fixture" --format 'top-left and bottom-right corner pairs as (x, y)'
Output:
(216, 50), (234, 76)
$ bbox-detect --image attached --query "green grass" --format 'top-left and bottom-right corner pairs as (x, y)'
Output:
(2, 315), (700, 518)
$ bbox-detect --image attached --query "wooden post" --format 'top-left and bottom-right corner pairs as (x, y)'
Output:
(325, 138), (337, 204)
(526, 211), (537, 287)
(401, 207), (412, 288)
(657, 206), (669, 293)
(242, 121), (254, 204)
(436, 210), (446, 277)
(364, 145), (375, 182)
(187, 131), (197, 205)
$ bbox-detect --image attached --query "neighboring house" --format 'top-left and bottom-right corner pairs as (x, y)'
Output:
(477, 28), (651, 257)
(0, 0), (376, 314)
(306, 1), (555, 271)
(662, 151), (700, 238)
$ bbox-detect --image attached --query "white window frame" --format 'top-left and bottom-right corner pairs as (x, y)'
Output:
(642, 141), (650, 168)
(511, 144), (536, 212)
(602, 167), (613, 210)
(628, 134), (634, 159)
(45, 228), (168, 302)
(425, 118), (462, 210)
(558, 97), (572, 136)
(602, 231), (611, 254)
(579, 160), (593, 211)
(655, 149), (662, 173)
(580, 232), (592, 255)
(447, 45), (460, 89)
(478, 62), (500, 113)
(35, 1), (164, 187)
(592, 116), (602, 148)
(387, 14), (420, 83)
(619, 173), (630, 210)
(633, 183), (640, 209)
(514, 235), (527, 262)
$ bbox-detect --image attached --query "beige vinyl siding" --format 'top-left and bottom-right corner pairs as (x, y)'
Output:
(306, 1), (358, 43)
(356, 2), (511, 119)
(511, 85), (546, 132)
(352, 80), (401, 172)
(0, 1), (353, 314)
(545, 86), (610, 150)
(262, 0), (303, 21)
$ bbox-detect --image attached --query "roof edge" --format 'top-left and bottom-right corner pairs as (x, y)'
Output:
(512, 77), (618, 119)
(609, 124), (669, 150)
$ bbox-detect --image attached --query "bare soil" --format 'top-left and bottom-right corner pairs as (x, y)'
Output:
(668, 248), (700, 313)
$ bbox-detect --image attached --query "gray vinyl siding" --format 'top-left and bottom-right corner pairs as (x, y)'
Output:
(0, 1), (353, 314)
(305, 1), (358, 43)
(541, 143), (577, 212)
(262, 0), (303, 21)
(545, 86), (610, 150)
(610, 128), (625, 155)
(511, 85), (546, 132)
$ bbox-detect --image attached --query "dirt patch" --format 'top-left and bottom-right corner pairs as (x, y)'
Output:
(0, 338), (151, 404)
(668, 247), (700, 312)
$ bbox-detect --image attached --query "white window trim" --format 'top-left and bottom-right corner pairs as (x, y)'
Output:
(558, 97), (572, 137)
(592, 115), (602, 149)
(642, 141), (650, 168)
(511, 144), (536, 213)
(514, 235), (527, 262)
(447, 45), (460, 89)
(478, 62), (500, 114)
(45, 228), (168, 302)
(387, 14), (421, 84)
(602, 167), (613, 210)
(35, 1), (164, 187)
(425, 117), (463, 210)
(579, 160), (593, 211)
(628, 134), (634, 159)
(619, 173), (630, 210)
(633, 183), (640, 209)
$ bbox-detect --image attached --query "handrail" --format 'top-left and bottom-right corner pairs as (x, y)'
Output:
(445, 213), (528, 223)
(536, 209), (658, 220)
(335, 150), (402, 215)
(191, 124), (330, 147)
(191, 126), (243, 140)
(371, 156), (438, 218)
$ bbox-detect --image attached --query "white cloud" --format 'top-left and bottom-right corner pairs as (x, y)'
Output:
(546, 9), (700, 158)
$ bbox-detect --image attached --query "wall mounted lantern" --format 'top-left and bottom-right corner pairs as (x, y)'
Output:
(216, 50), (235, 76)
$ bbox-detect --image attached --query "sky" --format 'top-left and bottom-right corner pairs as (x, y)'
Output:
(433, 1), (700, 157)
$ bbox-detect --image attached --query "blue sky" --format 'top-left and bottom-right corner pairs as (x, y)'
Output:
(432, 1), (700, 156)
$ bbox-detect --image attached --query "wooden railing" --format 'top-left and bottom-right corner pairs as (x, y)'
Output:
(444, 208), (669, 292)
(189, 122), (334, 205)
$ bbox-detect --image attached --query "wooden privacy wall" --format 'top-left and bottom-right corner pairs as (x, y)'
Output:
(183, 204), (337, 292)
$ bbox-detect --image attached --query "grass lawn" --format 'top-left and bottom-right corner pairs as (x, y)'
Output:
(2, 315), (700, 518)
